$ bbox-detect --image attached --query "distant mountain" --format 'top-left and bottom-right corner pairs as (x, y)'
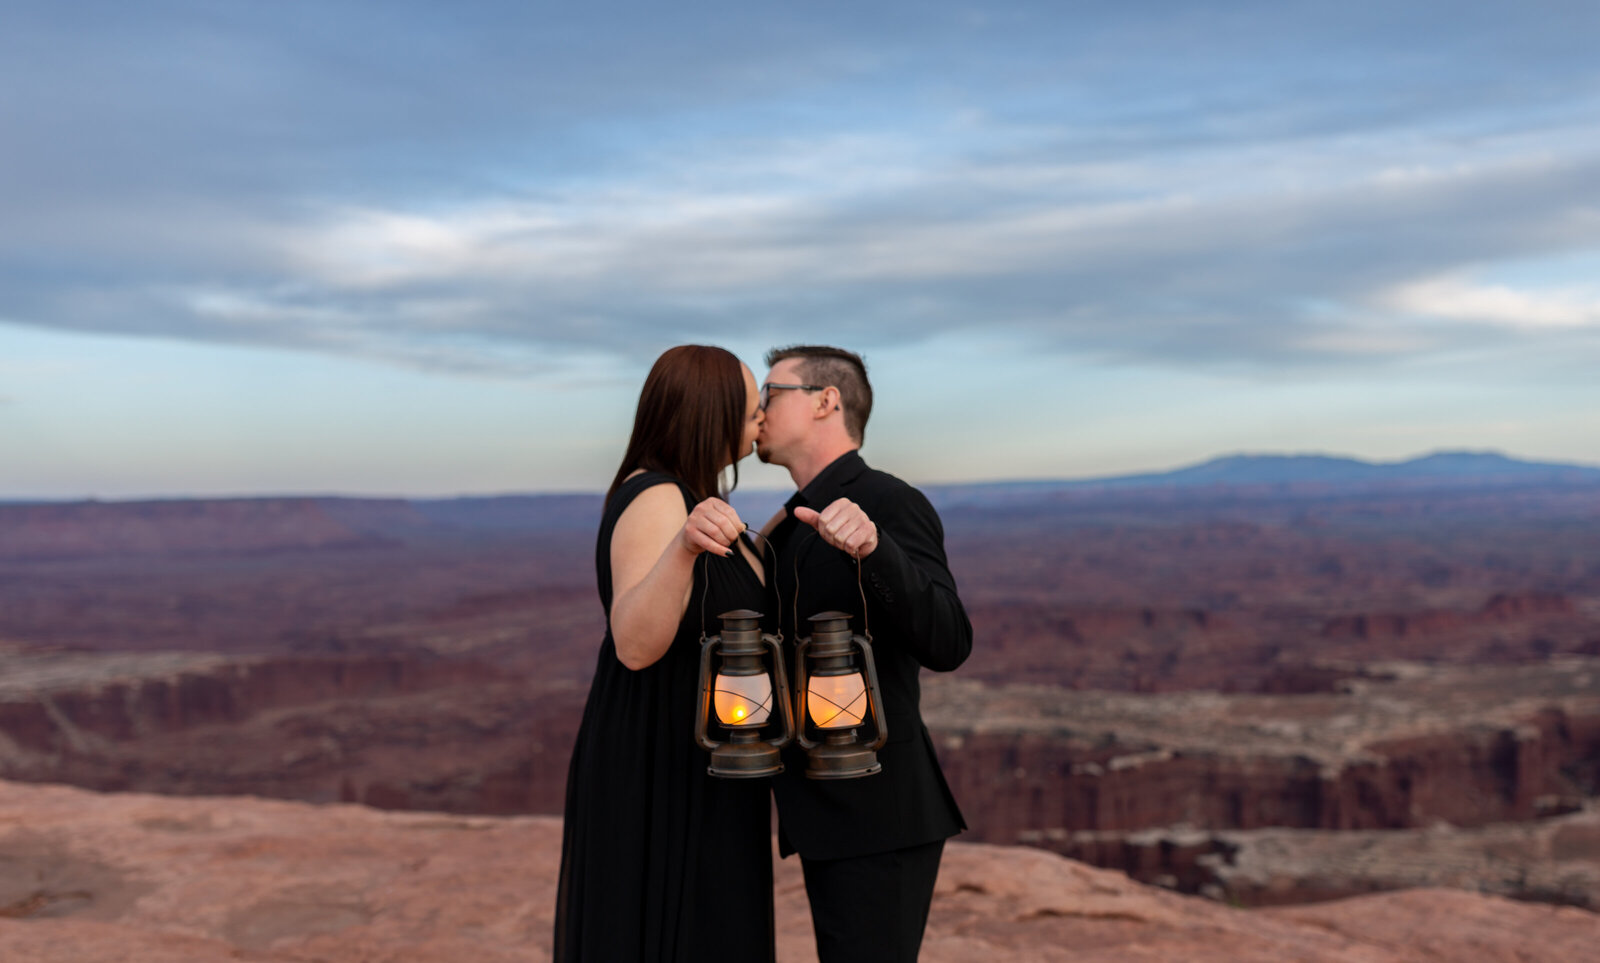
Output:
(926, 450), (1600, 507)
(1150, 450), (1600, 486)
(8, 452), (1598, 547)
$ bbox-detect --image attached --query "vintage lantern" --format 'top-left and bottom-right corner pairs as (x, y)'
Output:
(696, 609), (794, 777)
(794, 611), (886, 779)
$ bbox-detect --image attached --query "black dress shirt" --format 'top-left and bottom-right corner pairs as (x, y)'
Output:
(767, 450), (971, 860)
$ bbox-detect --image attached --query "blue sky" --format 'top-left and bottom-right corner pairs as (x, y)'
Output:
(3, 1), (1598, 498)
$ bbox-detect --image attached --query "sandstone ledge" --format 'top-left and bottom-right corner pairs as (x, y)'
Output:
(2, 781), (1597, 962)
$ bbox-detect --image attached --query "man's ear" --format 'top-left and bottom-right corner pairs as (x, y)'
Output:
(815, 386), (841, 419)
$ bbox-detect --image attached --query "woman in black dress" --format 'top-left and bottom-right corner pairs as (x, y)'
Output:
(554, 345), (775, 961)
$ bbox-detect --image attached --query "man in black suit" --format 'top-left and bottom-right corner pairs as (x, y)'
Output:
(757, 345), (971, 962)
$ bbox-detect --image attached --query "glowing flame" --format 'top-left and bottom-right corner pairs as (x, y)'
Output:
(713, 673), (772, 726)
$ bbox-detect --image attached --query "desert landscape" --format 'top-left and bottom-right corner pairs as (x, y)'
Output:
(3, 453), (1600, 952)
(6, 778), (1598, 962)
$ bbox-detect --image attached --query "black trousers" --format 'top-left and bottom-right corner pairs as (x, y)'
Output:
(799, 839), (946, 963)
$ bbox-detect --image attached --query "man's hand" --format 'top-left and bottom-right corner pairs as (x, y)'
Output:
(793, 498), (878, 558)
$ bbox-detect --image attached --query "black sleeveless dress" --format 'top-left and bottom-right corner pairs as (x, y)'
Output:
(554, 472), (776, 962)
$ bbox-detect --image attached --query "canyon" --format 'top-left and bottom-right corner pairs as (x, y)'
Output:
(2, 466), (1599, 913)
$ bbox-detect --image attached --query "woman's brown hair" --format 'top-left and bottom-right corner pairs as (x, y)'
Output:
(607, 345), (747, 505)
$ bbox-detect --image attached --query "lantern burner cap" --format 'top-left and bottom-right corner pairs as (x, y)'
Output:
(806, 611), (854, 642)
(717, 609), (766, 644)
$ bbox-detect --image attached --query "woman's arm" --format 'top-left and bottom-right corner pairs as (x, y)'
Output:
(609, 484), (746, 670)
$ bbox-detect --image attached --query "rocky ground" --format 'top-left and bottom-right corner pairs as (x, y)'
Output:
(2, 779), (1597, 962)
(6, 644), (1599, 908)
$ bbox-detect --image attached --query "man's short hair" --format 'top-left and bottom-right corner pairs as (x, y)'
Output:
(765, 344), (873, 444)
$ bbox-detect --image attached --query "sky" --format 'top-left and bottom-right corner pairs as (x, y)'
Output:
(3, 0), (1598, 499)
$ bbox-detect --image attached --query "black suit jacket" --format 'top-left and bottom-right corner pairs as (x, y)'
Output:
(767, 450), (970, 860)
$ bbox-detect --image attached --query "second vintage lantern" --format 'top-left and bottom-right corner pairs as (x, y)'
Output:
(794, 610), (886, 779)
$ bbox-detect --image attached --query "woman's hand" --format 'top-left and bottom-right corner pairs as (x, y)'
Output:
(678, 498), (747, 557)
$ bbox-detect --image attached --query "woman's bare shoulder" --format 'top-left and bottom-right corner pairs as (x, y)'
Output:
(613, 481), (690, 545)
(609, 481), (693, 607)
(617, 479), (689, 515)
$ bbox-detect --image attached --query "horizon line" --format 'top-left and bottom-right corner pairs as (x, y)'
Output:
(5, 447), (1600, 505)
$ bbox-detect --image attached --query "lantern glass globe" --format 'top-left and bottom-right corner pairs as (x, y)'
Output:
(807, 673), (867, 729)
(713, 673), (773, 727)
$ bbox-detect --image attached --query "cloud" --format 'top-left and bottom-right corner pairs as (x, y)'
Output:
(1385, 277), (1600, 330)
(6, 142), (1599, 376)
(3, 1), (1599, 378)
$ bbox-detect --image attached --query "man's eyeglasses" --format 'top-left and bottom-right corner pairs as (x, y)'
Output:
(759, 382), (825, 410)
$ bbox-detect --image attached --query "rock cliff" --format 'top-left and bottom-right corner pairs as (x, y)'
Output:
(6, 646), (1599, 907)
(2, 780), (1596, 962)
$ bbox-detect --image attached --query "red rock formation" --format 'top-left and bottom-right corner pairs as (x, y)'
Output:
(6, 653), (1599, 857)
(1, 652), (498, 751)
(3, 779), (1598, 962)
(1320, 592), (1576, 641)
(1482, 591), (1576, 619)
(0, 649), (575, 811)
(923, 669), (1600, 904)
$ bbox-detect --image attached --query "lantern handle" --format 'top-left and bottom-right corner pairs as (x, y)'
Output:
(793, 635), (819, 750)
(855, 552), (871, 642)
(704, 526), (785, 646)
(764, 632), (795, 749)
(694, 631), (719, 752)
(747, 526), (784, 645)
(855, 633), (888, 751)
(696, 551), (712, 643)
(789, 528), (816, 647)
(785, 526), (874, 644)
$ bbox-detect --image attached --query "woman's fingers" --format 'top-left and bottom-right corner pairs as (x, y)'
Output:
(697, 498), (745, 543)
(684, 498), (746, 555)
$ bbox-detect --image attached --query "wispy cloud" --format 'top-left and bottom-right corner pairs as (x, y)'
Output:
(2, 1), (1598, 378)
(30, 141), (1585, 374)
(1385, 277), (1600, 330)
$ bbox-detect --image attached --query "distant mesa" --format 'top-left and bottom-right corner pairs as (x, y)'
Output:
(5, 450), (1597, 517)
(925, 449), (1600, 507)
(1156, 450), (1600, 485)
(4, 449), (1599, 559)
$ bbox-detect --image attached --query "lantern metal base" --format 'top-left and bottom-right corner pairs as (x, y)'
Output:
(707, 741), (784, 778)
(803, 739), (882, 780)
